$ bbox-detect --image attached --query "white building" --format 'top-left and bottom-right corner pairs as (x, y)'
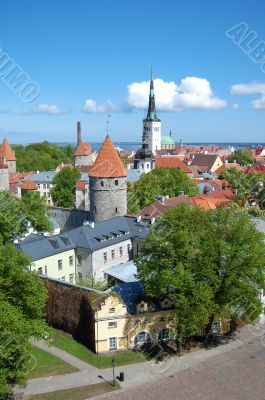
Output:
(15, 216), (151, 283)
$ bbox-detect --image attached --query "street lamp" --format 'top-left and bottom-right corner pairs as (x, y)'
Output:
(111, 357), (115, 386)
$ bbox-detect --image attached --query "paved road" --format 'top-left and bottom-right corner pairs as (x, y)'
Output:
(98, 328), (265, 400)
(17, 325), (262, 397)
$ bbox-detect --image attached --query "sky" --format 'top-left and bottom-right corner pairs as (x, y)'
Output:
(1, 0), (265, 144)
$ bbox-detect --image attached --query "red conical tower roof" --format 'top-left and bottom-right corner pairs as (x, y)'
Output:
(74, 140), (92, 156)
(89, 136), (127, 178)
(1, 138), (16, 161)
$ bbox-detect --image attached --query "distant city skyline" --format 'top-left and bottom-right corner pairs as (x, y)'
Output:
(1, 0), (265, 143)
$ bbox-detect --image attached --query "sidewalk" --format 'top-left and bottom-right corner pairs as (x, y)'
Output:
(16, 327), (255, 397)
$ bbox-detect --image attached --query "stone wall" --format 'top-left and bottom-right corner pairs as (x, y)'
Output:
(90, 176), (127, 222)
(49, 207), (90, 230)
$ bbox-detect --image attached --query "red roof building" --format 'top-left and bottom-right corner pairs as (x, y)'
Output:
(155, 156), (192, 173)
(0, 138), (16, 161)
(89, 136), (127, 178)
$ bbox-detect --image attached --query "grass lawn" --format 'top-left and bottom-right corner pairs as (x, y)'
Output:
(28, 345), (78, 379)
(49, 327), (146, 369)
(23, 382), (119, 400)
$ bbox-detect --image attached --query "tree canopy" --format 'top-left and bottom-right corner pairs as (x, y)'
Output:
(0, 246), (47, 397)
(137, 205), (265, 343)
(0, 191), (51, 244)
(51, 167), (81, 208)
(127, 168), (199, 213)
(229, 149), (254, 165)
(220, 168), (265, 209)
(13, 141), (74, 172)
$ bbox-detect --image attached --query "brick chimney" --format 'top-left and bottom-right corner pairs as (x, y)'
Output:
(77, 121), (81, 146)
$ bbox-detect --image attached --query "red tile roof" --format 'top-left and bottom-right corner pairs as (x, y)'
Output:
(155, 157), (192, 173)
(1, 138), (16, 161)
(215, 163), (244, 175)
(75, 180), (88, 189)
(89, 136), (127, 178)
(74, 141), (92, 156)
(21, 180), (37, 190)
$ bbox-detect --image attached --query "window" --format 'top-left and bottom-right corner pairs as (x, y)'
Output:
(44, 265), (47, 275)
(101, 180), (104, 187)
(115, 179), (118, 186)
(43, 192), (47, 197)
(47, 184), (50, 189)
(103, 252), (107, 262)
(109, 337), (117, 350)
(111, 249), (115, 259)
(147, 163), (149, 169)
(115, 207), (118, 214)
(69, 256), (73, 266)
(77, 255), (82, 265)
(119, 247), (123, 257)
(38, 267), (42, 274)
(127, 244), (131, 254)
(58, 259), (63, 270)
(69, 273), (74, 283)
(108, 321), (117, 329)
(109, 307), (115, 313)
(43, 184), (46, 189)
(48, 192), (51, 198)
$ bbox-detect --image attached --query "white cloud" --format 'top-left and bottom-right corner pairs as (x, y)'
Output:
(230, 82), (265, 95)
(127, 77), (227, 111)
(230, 82), (265, 110)
(83, 99), (116, 113)
(33, 104), (62, 115)
(232, 103), (240, 109)
(252, 96), (265, 110)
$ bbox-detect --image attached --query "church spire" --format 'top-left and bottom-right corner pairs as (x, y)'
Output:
(144, 72), (160, 122)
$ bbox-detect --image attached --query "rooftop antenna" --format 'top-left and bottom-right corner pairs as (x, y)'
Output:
(106, 114), (111, 137)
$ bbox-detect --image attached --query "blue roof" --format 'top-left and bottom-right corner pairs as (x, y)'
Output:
(104, 260), (138, 283)
(110, 281), (145, 314)
(127, 169), (141, 183)
(26, 171), (57, 183)
(15, 216), (149, 261)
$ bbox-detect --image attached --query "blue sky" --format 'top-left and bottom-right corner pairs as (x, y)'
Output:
(1, 0), (265, 143)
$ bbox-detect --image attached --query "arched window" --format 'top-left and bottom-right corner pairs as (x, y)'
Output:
(134, 331), (151, 346)
(101, 180), (104, 187)
(115, 179), (118, 186)
(158, 328), (175, 342)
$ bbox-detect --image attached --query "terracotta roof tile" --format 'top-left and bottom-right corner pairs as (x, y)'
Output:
(155, 156), (192, 173)
(1, 138), (16, 161)
(74, 141), (92, 156)
(215, 163), (244, 175)
(21, 180), (37, 190)
(76, 180), (88, 189)
(89, 136), (127, 178)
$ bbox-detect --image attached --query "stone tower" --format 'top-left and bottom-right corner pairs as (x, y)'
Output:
(73, 122), (93, 167)
(89, 135), (127, 222)
(143, 74), (161, 154)
(0, 156), (9, 191)
(0, 138), (16, 173)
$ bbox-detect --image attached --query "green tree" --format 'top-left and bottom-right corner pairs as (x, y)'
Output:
(0, 192), (23, 244)
(137, 205), (265, 345)
(51, 167), (81, 208)
(0, 246), (47, 397)
(13, 141), (75, 172)
(20, 191), (52, 232)
(229, 149), (254, 165)
(127, 168), (199, 213)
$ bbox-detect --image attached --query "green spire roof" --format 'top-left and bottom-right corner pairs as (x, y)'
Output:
(143, 78), (160, 122)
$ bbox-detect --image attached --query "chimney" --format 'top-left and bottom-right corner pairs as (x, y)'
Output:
(77, 121), (81, 146)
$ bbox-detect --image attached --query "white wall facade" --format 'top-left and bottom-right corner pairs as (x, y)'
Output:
(30, 249), (76, 283)
(76, 238), (133, 281)
(143, 120), (161, 154)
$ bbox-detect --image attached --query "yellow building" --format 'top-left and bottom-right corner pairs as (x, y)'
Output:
(90, 282), (176, 353)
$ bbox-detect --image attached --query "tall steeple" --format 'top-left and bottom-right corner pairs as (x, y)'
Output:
(144, 71), (160, 122)
(142, 71), (161, 154)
